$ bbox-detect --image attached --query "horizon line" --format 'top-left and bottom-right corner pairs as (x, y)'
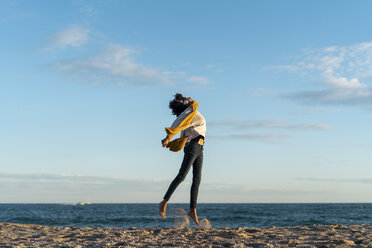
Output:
(0, 202), (371, 204)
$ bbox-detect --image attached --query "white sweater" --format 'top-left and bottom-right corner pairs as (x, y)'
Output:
(171, 108), (206, 144)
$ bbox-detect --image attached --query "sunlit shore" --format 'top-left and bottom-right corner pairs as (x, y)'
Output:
(0, 222), (371, 247)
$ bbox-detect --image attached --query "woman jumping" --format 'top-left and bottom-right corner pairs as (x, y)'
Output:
(159, 93), (206, 226)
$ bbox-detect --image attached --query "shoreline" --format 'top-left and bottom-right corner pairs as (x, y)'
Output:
(1, 222), (371, 247)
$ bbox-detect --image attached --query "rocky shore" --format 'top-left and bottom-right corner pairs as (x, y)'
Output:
(1, 222), (371, 247)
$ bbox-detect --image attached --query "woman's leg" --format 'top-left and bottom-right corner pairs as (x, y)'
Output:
(163, 144), (199, 203)
(190, 151), (203, 209)
(188, 148), (203, 226)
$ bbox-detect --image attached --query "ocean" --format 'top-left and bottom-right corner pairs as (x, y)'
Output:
(0, 203), (371, 228)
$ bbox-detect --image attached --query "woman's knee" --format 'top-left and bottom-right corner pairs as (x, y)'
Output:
(192, 176), (201, 184)
(175, 174), (186, 182)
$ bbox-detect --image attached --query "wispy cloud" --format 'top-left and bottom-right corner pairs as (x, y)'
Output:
(0, 172), (167, 203)
(49, 26), (89, 49)
(295, 177), (372, 184)
(201, 182), (332, 203)
(285, 88), (372, 108)
(0, 172), (331, 203)
(269, 42), (372, 109)
(208, 134), (290, 144)
(205, 64), (223, 72)
(73, 0), (100, 20)
(186, 76), (212, 85)
(0, 172), (166, 191)
(52, 44), (212, 86)
(209, 120), (333, 131)
(207, 119), (332, 143)
(53, 44), (172, 86)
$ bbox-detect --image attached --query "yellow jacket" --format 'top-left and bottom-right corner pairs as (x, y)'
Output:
(165, 101), (199, 152)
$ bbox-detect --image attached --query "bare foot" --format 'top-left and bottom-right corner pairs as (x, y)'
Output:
(188, 208), (201, 226)
(159, 200), (167, 219)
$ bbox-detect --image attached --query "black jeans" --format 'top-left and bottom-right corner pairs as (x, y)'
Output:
(163, 139), (204, 209)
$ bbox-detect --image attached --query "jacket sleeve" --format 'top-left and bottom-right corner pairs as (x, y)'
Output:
(164, 101), (199, 141)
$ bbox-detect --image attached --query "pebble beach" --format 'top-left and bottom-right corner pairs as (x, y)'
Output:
(1, 222), (371, 247)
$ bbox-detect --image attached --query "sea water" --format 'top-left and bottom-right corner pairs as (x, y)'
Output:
(0, 203), (371, 228)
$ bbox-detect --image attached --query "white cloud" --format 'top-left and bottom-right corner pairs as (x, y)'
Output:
(325, 76), (366, 89)
(186, 76), (212, 85)
(49, 26), (89, 49)
(286, 88), (372, 108)
(207, 119), (332, 144)
(205, 64), (223, 72)
(295, 177), (372, 184)
(269, 42), (372, 109)
(209, 119), (333, 131)
(208, 134), (290, 144)
(0, 172), (167, 203)
(52, 44), (212, 86)
(47, 26), (212, 86)
(2, 172), (316, 203)
(1, 173), (360, 203)
(54, 44), (174, 85)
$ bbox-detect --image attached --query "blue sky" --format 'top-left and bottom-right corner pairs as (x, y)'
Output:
(1, 0), (372, 203)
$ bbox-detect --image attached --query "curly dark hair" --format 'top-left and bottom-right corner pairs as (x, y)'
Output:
(169, 93), (191, 116)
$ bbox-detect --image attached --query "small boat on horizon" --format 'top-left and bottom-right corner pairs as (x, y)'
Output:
(76, 202), (91, 206)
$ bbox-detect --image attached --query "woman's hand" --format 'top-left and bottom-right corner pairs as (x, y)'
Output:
(161, 136), (170, 147)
